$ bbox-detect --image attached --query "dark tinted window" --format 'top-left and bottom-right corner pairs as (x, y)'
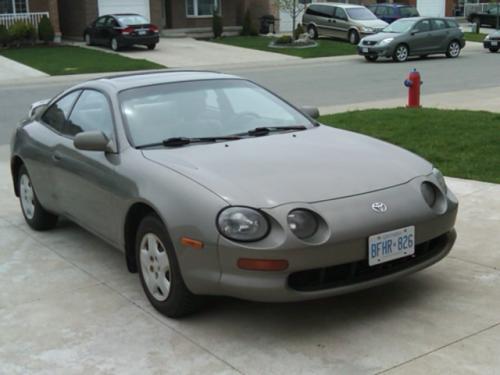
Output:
(445, 19), (459, 28)
(432, 19), (448, 30)
(400, 6), (419, 17)
(66, 90), (114, 137)
(106, 17), (118, 27)
(41, 91), (81, 133)
(346, 7), (378, 20)
(116, 15), (149, 25)
(95, 16), (107, 27)
(306, 4), (334, 17)
(414, 19), (431, 33)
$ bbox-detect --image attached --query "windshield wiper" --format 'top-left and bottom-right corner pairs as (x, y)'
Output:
(236, 126), (308, 137)
(136, 136), (241, 149)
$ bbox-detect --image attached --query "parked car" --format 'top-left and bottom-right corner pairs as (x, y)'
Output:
(83, 13), (160, 51)
(358, 17), (465, 62)
(303, 3), (388, 44)
(483, 30), (500, 52)
(11, 71), (458, 317)
(467, 5), (500, 28)
(366, 3), (420, 24)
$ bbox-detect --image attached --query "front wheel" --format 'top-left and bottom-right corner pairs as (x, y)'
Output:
(364, 55), (378, 62)
(348, 30), (360, 45)
(110, 37), (120, 51)
(392, 44), (409, 62)
(489, 47), (499, 53)
(147, 43), (156, 50)
(446, 41), (461, 58)
(18, 165), (58, 231)
(307, 25), (318, 40)
(136, 215), (203, 318)
(84, 33), (92, 46)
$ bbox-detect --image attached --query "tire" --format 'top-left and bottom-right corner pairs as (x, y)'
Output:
(364, 55), (378, 62)
(110, 37), (120, 51)
(489, 47), (499, 53)
(446, 40), (461, 58)
(84, 33), (92, 46)
(147, 43), (156, 50)
(136, 215), (203, 318)
(307, 25), (318, 40)
(348, 29), (360, 45)
(392, 44), (409, 62)
(18, 165), (58, 231)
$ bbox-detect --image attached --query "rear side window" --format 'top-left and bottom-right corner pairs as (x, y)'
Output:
(432, 19), (448, 30)
(95, 16), (107, 27)
(414, 19), (431, 33)
(116, 15), (149, 25)
(41, 91), (81, 133)
(334, 7), (348, 20)
(66, 90), (114, 137)
(446, 19), (459, 28)
(400, 7), (419, 17)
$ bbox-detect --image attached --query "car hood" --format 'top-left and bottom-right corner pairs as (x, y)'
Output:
(357, 19), (389, 29)
(363, 32), (401, 42)
(142, 126), (432, 208)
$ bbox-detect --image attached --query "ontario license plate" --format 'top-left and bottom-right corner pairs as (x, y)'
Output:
(362, 47), (369, 53)
(368, 226), (415, 266)
(492, 41), (498, 46)
(138, 30), (147, 35)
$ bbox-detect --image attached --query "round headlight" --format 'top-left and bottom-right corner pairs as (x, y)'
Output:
(421, 182), (437, 207)
(217, 207), (269, 242)
(287, 209), (319, 239)
(433, 168), (447, 193)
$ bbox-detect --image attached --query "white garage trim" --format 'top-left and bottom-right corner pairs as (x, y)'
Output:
(98, 0), (151, 21)
(417, 0), (446, 18)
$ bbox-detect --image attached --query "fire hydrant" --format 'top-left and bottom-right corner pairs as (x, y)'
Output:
(404, 69), (422, 108)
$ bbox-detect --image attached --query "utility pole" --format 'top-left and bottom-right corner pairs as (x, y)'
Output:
(497, 0), (499, 30)
(292, 0), (297, 40)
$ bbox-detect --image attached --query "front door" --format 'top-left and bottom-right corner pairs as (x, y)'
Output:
(408, 19), (433, 55)
(333, 7), (350, 39)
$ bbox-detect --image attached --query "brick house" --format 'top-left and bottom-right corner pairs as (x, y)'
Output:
(0, 0), (277, 39)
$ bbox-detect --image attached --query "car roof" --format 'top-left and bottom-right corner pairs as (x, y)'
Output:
(92, 70), (241, 91)
(313, 3), (365, 9)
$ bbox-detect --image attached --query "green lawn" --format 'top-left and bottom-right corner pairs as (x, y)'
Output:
(214, 36), (357, 58)
(320, 108), (500, 184)
(0, 45), (164, 75)
(463, 32), (488, 43)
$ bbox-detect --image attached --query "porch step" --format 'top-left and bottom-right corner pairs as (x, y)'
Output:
(161, 26), (242, 38)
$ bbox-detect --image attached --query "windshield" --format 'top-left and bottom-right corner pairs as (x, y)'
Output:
(346, 8), (378, 20)
(120, 79), (313, 147)
(383, 18), (416, 33)
(117, 15), (149, 25)
(399, 6), (419, 17)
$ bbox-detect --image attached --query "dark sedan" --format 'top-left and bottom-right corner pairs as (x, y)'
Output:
(468, 5), (500, 28)
(84, 13), (160, 51)
(367, 3), (419, 24)
(484, 30), (500, 52)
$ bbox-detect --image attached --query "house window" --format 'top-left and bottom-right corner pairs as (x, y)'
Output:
(0, 0), (29, 14)
(186, 0), (220, 17)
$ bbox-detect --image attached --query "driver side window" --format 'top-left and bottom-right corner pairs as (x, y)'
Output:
(414, 20), (431, 33)
(41, 91), (81, 134)
(335, 7), (347, 20)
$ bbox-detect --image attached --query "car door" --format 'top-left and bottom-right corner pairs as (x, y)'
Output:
(32, 91), (82, 213)
(103, 16), (119, 44)
(51, 89), (122, 243)
(408, 19), (433, 55)
(93, 16), (108, 45)
(333, 7), (350, 39)
(430, 19), (451, 52)
(316, 5), (336, 37)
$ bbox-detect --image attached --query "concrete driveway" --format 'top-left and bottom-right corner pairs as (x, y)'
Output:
(0, 143), (499, 374)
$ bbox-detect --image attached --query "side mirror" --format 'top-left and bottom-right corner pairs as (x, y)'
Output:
(74, 130), (114, 152)
(301, 106), (320, 119)
(29, 99), (50, 118)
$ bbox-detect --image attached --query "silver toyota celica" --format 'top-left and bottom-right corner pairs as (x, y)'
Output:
(10, 71), (458, 317)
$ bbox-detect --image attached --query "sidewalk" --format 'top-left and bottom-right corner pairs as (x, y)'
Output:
(0, 55), (47, 83)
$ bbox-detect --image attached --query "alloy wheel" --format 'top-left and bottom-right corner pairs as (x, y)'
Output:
(139, 233), (171, 301)
(448, 42), (460, 58)
(20, 174), (35, 220)
(395, 45), (408, 62)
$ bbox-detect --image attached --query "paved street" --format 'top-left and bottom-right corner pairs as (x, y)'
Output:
(2, 42), (500, 145)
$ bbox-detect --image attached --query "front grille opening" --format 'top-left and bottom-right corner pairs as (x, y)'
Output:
(288, 233), (449, 292)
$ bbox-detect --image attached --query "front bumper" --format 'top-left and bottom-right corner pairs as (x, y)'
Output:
(357, 44), (393, 58)
(202, 177), (458, 302)
(484, 40), (499, 49)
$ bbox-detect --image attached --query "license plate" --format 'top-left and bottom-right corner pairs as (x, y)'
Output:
(492, 41), (498, 46)
(362, 47), (369, 53)
(368, 226), (415, 266)
(138, 30), (147, 35)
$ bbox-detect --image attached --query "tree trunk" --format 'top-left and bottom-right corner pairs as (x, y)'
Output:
(292, 0), (297, 40)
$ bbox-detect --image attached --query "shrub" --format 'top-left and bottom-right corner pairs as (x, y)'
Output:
(241, 9), (258, 36)
(9, 21), (36, 46)
(294, 23), (305, 40)
(38, 15), (54, 43)
(0, 25), (9, 47)
(275, 35), (293, 45)
(212, 8), (223, 38)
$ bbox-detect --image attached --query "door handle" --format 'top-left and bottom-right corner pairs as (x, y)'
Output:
(52, 152), (63, 162)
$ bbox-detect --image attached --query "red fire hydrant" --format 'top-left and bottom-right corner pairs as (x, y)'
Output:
(404, 69), (422, 108)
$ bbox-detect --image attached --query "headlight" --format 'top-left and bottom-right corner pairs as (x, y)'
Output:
(217, 207), (269, 242)
(421, 182), (438, 207)
(287, 209), (319, 239)
(362, 27), (374, 33)
(432, 168), (447, 194)
(485, 34), (491, 40)
(379, 38), (394, 46)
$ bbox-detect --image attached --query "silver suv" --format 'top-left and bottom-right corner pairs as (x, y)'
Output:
(303, 3), (388, 44)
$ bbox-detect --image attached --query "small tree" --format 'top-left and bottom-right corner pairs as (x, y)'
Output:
(274, 0), (305, 40)
(212, 7), (223, 39)
(241, 9), (258, 36)
(294, 23), (304, 40)
(38, 16), (55, 44)
(0, 25), (9, 47)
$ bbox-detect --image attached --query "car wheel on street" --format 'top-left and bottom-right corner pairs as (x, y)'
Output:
(392, 44), (409, 62)
(136, 214), (203, 318)
(364, 55), (378, 62)
(84, 33), (92, 46)
(348, 30), (360, 45)
(147, 43), (156, 50)
(110, 37), (120, 51)
(446, 41), (461, 58)
(307, 25), (318, 40)
(489, 47), (499, 53)
(18, 165), (58, 231)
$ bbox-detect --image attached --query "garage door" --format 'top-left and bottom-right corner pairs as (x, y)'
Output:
(417, 0), (445, 17)
(98, 0), (151, 21)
